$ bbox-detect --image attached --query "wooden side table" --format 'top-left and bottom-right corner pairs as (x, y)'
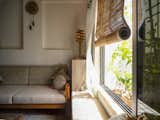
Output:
(72, 59), (86, 91)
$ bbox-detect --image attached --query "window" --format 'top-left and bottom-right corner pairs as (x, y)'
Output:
(101, 40), (133, 106)
(99, 0), (133, 110)
(137, 0), (160, 113)
(97, 0), (160, 115)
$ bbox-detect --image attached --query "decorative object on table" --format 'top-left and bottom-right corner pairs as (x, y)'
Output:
(25, 0), (39, 30)
(75, 29), (85, 58)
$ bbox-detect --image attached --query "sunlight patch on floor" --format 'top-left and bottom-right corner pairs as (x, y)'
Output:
(72, 91), (109, 120)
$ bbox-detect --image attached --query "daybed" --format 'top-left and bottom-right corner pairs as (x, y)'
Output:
(0, 65), (71, 118)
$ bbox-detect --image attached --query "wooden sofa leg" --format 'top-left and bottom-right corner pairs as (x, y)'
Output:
(65, 100), (72, 120)
(65, 82), (72, 120)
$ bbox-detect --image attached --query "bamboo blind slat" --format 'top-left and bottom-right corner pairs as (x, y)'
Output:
(96, 0), (130, 47)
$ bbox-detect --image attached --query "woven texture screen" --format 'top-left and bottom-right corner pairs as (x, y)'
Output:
(96, 0), (130, 47)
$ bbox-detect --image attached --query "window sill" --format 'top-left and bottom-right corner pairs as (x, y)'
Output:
(97, 85), (160, 118)
(138, 100), (160, 115)
(97, 85), (125, 117)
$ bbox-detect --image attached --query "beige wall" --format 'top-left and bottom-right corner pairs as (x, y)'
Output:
(0, 0), (22, 48)
(0, 0), (87, 65)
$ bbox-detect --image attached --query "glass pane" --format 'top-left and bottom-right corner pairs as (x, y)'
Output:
(138, 0), (160, 114)
(104, 40), (133, 107)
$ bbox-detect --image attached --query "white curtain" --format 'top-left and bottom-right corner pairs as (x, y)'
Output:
(86, 0), (98, 92)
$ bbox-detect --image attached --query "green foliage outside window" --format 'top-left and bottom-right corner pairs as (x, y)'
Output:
(109, 41), (132, 93)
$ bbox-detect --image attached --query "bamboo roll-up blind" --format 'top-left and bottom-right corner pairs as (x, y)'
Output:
(95, 0), (130, 47)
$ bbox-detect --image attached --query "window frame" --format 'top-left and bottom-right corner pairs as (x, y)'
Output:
(99, 44), (135, 117)
(95, 0), (138, 117)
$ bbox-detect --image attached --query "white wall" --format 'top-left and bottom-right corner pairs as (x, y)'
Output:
(0, 0), (87, 65)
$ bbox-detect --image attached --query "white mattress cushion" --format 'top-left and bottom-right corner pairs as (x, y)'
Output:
(0, 85), (26, 104)
(13, 86), (66, 104)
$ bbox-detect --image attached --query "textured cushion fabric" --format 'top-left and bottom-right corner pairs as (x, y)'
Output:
(29, 66), (59, 85)
(0, 65), (68, 85)
(50, 67), (69, 80)
(0, 85), (26, 104)
(13, 86), (66, 104)
(50, 67), (69, 90)
(0, 66), (28, 85)
(52, 74), (66, 90)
